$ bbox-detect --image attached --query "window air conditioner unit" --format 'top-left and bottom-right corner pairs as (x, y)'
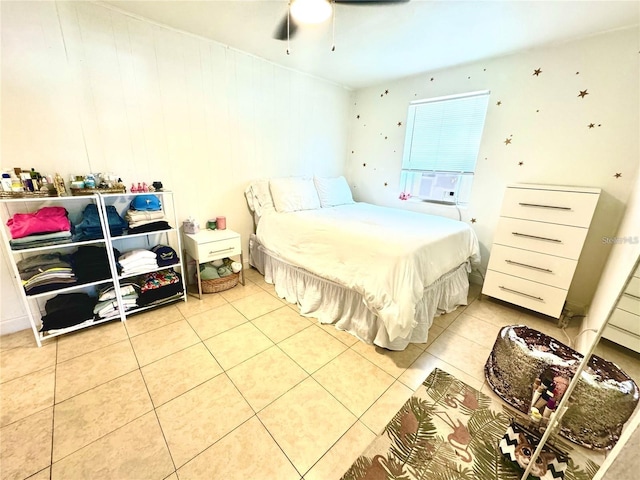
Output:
(418, 173), (460, 204)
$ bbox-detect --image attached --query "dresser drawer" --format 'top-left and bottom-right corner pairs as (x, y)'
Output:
(603, 325), (640, 353)
(197, 237), (241, 263)
(608, 308), (640, 336)
(618, 291), (640, 316)
(500, 187), (599, 228)
(482, 270), (566, 318)
(493, 217), (588, 260)
(625, 276), (640, 297)
(486, 245), (577, 289)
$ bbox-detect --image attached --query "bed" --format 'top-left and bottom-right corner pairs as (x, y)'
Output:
(246, 176), (481, 351)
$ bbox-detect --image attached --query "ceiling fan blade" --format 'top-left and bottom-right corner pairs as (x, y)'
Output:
(274, 13), (299, 40)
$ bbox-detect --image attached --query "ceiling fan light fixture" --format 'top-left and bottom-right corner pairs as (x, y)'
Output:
(290, 0), (332, 24)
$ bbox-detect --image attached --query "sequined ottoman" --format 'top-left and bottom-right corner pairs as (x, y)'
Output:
(485, 325), (639, 450)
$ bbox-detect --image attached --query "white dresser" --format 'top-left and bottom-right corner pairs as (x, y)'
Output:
(482, 184), (600, 318)
(603, 263), (640, 352)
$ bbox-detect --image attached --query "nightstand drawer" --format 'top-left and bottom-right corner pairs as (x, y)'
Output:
(486, 244), (577, 289)
(493, 217), (588, 259)
(482, 270), (567, 318)
(197, 238), (241, 263)
(501, 188), (599, 228)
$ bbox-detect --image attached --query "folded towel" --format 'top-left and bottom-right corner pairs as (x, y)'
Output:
(200, 263), (220, 280)
(217, 266), (233, 277)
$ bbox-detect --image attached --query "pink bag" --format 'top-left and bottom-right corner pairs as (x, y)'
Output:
(6, 206), (71, 239)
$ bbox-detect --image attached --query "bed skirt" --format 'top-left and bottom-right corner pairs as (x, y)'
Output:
(249, 234), (470, 351)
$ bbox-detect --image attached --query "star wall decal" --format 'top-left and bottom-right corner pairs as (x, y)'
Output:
(356, 115), (360, 119)
(471, 218), (477, 223)
(384, 136), (388, 140)
(578, 90), (589, 98)
(496, 101), (502, 106)
(384, 182), (388, 187)
(384, 89), (389, 95)
(397, 122), (402, 126)
(588, 123), (595, 128)
(533, 68), (542, 76)
(614, 173), (622, 178)
(351, 150), (354, 153)
(380, 94), (383, 97)
(518, 161), (524, 166)
(430, 77), (434, 81)
(363, 163), (366, 167)
(504, 138), (512, 145)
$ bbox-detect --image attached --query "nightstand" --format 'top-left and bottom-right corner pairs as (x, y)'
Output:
(182, 229), (245, 299)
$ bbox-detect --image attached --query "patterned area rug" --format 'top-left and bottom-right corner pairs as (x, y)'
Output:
(342, 369), (600, 480)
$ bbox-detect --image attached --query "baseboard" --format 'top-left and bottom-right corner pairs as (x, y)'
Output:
(0, 315), (31, 336)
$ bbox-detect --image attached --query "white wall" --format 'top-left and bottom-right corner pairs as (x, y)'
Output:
(0, 1), (351, 333)
(576, 171), (640, 353)
(346, 27), (639, 314)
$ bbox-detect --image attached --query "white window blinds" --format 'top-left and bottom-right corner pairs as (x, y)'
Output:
(401, 90), (490, 173)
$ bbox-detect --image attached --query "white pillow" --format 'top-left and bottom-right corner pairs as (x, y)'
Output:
(247, 180), (275, 217)
(269, 177), (321, 213)
(313, 176), (354, 207)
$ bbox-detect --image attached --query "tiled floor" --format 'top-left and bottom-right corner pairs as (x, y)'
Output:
(1, 269), (639, 479)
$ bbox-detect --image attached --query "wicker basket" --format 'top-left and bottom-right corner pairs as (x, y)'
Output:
(0, 190), (58, 199)
(201, 272), (239, 293)
(71, 187), (126, 196)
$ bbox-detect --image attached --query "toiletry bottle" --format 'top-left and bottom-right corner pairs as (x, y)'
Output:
(54, 173), (66, 195)
(11, 173), (24, 192)
(1, 173), (12, 192)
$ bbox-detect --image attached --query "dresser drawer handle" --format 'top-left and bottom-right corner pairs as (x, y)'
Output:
(499, 285), (544, 301)
(512, 232), (562, 243)
(208, 247), (235, 255)
(519, 202), (572, 211)
(505, 259), (553, 273)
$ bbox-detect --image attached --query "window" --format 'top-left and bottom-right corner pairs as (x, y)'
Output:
(400, 90), (490, 205)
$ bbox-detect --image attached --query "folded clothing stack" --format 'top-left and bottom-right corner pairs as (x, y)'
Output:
(71, 245), (118, 283)
(75, 204), (127, 241)
(134, 268), (184, 307)
(93, 283), (139, 319)
(126, 195), (171, 234)
(40, 292), (97, 332)
(118, 249), (159, 276)
(17, 253), (77, 295)
(6, 206), (73, 250)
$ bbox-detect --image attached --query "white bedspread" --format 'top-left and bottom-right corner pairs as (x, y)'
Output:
(256, 202), (480, 341)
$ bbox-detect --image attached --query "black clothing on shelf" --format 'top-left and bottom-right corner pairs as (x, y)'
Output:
(127, 221), (171, 235)
(71, 245), (120, 283)
(40, 292), (97, 331)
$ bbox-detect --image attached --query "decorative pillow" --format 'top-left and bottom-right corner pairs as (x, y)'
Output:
(245, 180), (276, 219)
(313, 176), (355, 207)
(269, 177), (321, 213)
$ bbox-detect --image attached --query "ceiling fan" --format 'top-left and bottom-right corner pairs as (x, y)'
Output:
(274, 0), (410, 42)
